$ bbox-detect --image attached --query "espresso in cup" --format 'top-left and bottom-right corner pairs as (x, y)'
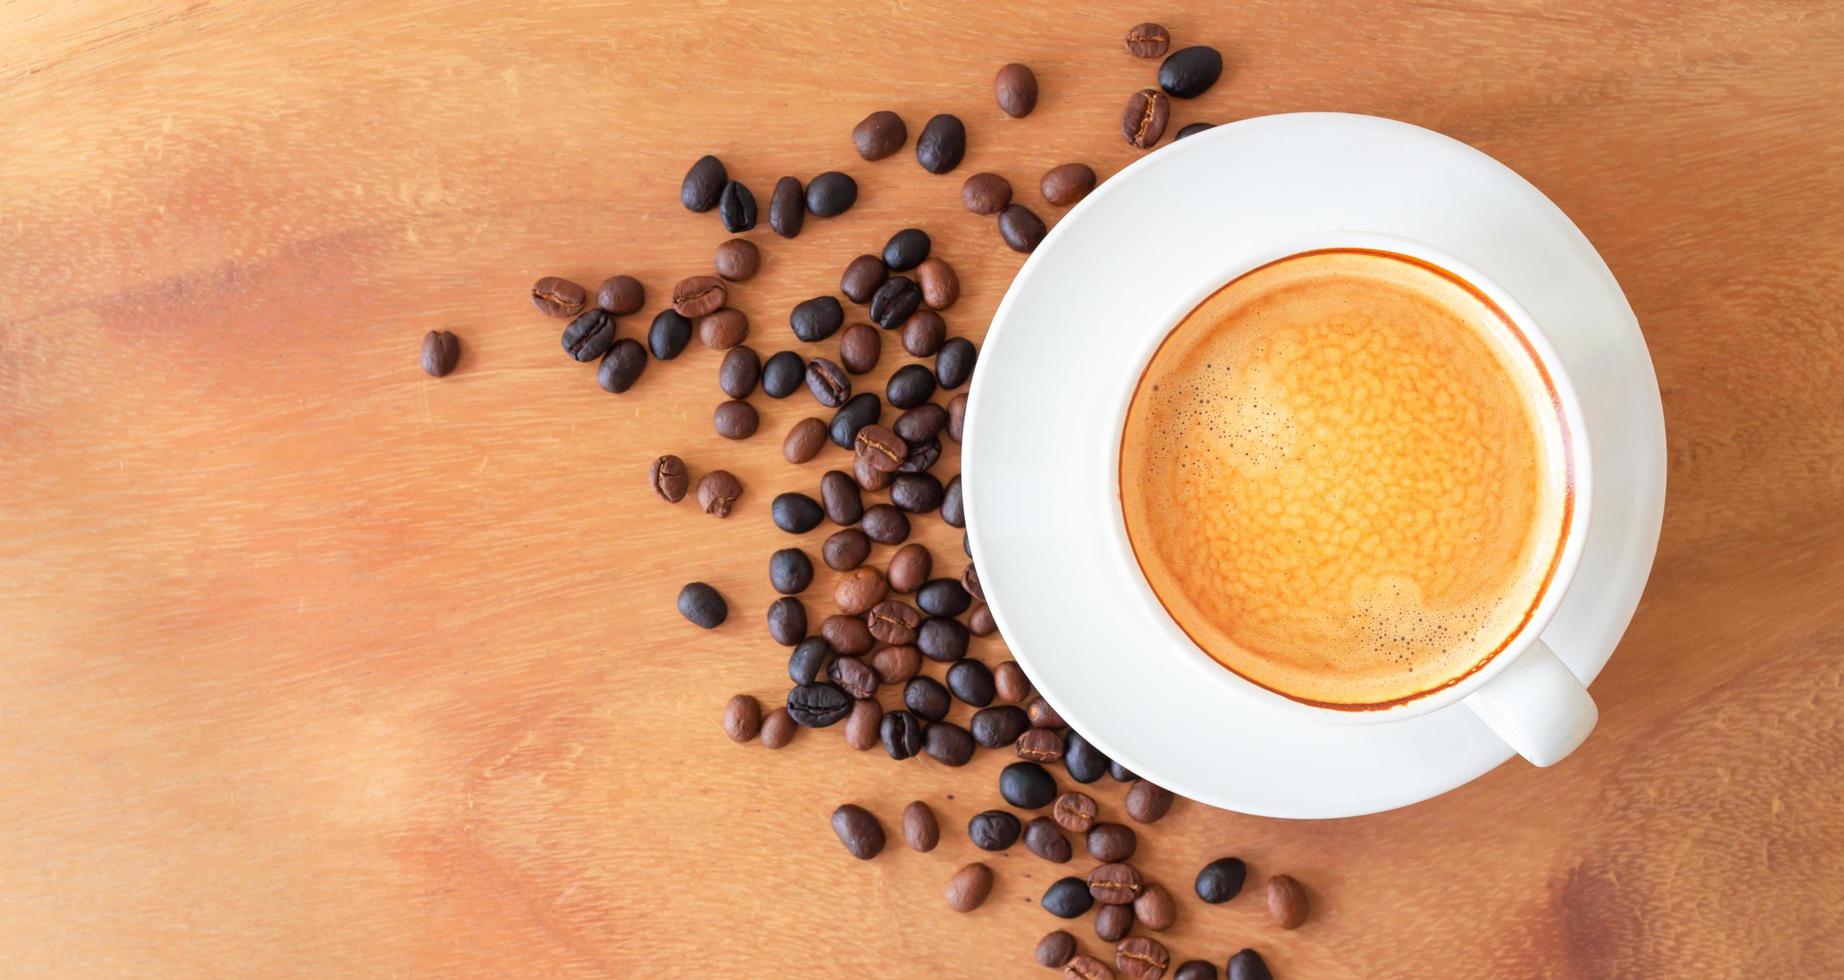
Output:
(1119, 249), (1576, 709)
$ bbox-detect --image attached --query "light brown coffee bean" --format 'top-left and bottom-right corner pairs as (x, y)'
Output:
(714, 238), (761, 281)
(1028, 697), (1065, 728)
(1037, 930), (1078, 968)
(854, 453), (895, 492)
(962, 172), (1014, 215)
(1133, 883), (1176, 932)
(994, 660), (1031, 701)
(1125, 779), (1176, 823)
(1124, 22), (1171, 58)
(420, 330), (461, 377)
(834, 567), (888, 616)
(887, 543), (933, 593)
(759, 707), (796, 748)
(839, 322), (881, 374)
(532, 276), (588, 317)
(713, 399), (758, 439)
(1095, 903), (1133, 942)
(1115, 937), (1170, 980)
(916, 257), (960, 310)
(1017, 727), (1065, 763)
(1053, 792), (1098, 833)
(1265, 874), (1309, 929)
(947, 392), (967, 442)
(671, 275), (726, 317)
(695, 470), (743, 517)
(900, 310), (947, 357)
(995, 62), (1038, 118)
(596, 274), (645, 315)
(722, 694), (761, 743)
(871, 644), (923, 685)
(1065, 954), (1115, 979)
(784, 417), (828, 464)
(1122, 89), (1171, 149)
(844, 698), (883, 750)
(1088, 823), (1138, 863)
(902, 800), (940, 852)
(1042, 163), (1098, 207)
(968, 601), (996, 636)
(1088, 863), (1143, 905)
(650, 454), (690, 503)
(821, 614), (874, 654)
(698, 308), (748, 349)
(945, 862), (994, 912)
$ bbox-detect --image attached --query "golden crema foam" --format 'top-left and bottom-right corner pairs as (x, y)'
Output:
(1119, 249), (1573, 709)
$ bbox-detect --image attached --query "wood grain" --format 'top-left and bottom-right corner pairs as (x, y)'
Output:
(4, 1), (1842, 976)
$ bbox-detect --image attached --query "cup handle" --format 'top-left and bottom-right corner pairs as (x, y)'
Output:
(1462, 639), (1597, 766)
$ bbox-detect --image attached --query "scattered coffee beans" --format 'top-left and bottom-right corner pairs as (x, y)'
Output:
(969, 602), (996, 637)
(719, 346), (762, 399)
(868, 600), (922, 645)
(994, 62), (1038, 117)
(1052, 792), (1098, 833)
(805, 171), (858, 217)
(961, 172), (1013, 214)
(998, 204), (1047, 252)
(946, 658), (996, 707)
(936, 337), (976, 389)
(677, 582), (727, 628)
(718, 180), (757, 232)
(904, 675), (951, 722)
(1024, 816), (1073, 862)
(1125, 22), (1171, 58)
(853, 110), (908, 160)
(723, 694), (761, 743)
(822, 528), (871, 570)
(834, 566), (888, 615)
(1088, 823), (1138, 863)
(1159, 46), (1224, 99)
(1028, 697), (1065, 729)
(1067, 955), (1112, 980)
(1042, 163), (1098, 207)
(969, 809), (1022, 851)
(941, 475), (965, 528)
(1017, 728), (1064, 764)
(598, 340), (647, 393)
(889, 473), (943, 514)
(870, 276), (922, 329)
(1088, 863), (1144, 905)
(714, 238), (761, 281)
(787, 637), (833, 685)
(840, 254), (889, 304)
(769, 176), (805, 238)
(844, 698), (882, 750)
(562, 308), (616, 362)
(1175, 121), (1215, 140)
(970, 705), (1030, 747)
(695, 470), (742, 517)
(1116, 937), (1170, 980)
(1125, 780), (1176, 823)
(787, 682), (853, 727)
(1064, 729), (1111, 783)
(918, 615), (970, 662)
(1265, 874), (1309, 929)
(1096, 903), (1134, 943)
(901, 800), (939, 851)
(830, 393), (882, 449)
(881, 709), (926, 759)
(760, 707), (796, 748)
(672, 275), (727, 318)
(870, 644), (922, 684)
(838, 322), (882, 374)
(420, 330), (460, 377)
(922, 721), (975, 765)
(947, 392), (967, 442)
(894, 404), (948, 445)
(532, 276), (587, 317)
(766, 597), (806, 646)
(822, 613), (874, 654)
(771, 492), (824, 533)
(1123, 88), (1171, 149)
(854, 424), (906, 473)
(1194, 857), (1246, 904)
(916, 113), (968, 174)
(1000, 761), (1059, 809)
(596, 274), (645, 315)
(1227, 950), (1271, 980)
(885, 543), (932, 592)
(761, 351), (805, 399)
(791, 295), (846, 343)
(900, 310), (947, 357)
(648, 309), (693, 360)
(883, 228), (931, 271)
(829, 656), (877, 700)
(815, 471), (860, 526)
(769, 548), (814, 595)
(714, 400), (759, 439)
(915, 257), (959, 310)
(945, 862), (994, 912)
(1134, 883), (1176, 932)
(960, 563), (984, 601)
(1042, 877), (1094, 919)
(831, 803), (885, 860)
(886, 364), (938, 409)
(680, 154), (727, 212)
(650, 454), (689, 503)
(698, 308), (749, 350)
(861, 504), (910, 545)
(1037, 930), (1078, 968)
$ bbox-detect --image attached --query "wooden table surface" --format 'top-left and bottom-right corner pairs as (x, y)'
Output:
(4, 1), (1842, 976)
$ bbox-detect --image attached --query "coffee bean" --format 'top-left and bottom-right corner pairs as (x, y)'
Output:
(1024, 816), (1072, 863)
(723, 694), (761, 743)
(1042, 163), (1098, 207)
(890, 472), (944, 514)
(714, 239), (762, 282)
(649, 455), (690, 504)
(1109, 761), (1137, 783)
(1053, 792), (1098, 833)
(681, 154), (727, 212)
(805, 171), (858, 217)
(1175, 122), (1215, 141)
(904, 675), (951, 722)
(881, 709), (926, 759)
(854, 453), (895, 492)
(698, 308), (749, 350)
(961, 172), (1013, 215)
(922, 721), (975, 765)
(844, 698), (882, 750)
(1001, 761), (1059, 809)
(945, 862), (994, 912)
(753, 351), (801, 400)
(969, 602), (996, 637)
(994, 62), (1038, 117)
(834, 566), (888, 615)
(853, 424), (906, 474)
(771, 492), (824, 533)
(1125, 780), (1175, 823)
(899, 310), (946, 357)
(861, 503), (910, 545)
(885, 365), (937, 410)
(840, 254), (889, 305)
(1088, 823), (1137, 863)
(869, 546), (923, 596)
(822, 528), (871, 571)
(968, 809), (1022, 851)
(807, 617), (864, 656)
(1122, 88), (1171, 149)
(672, 275), (727, 318)
(1227, 950), (1271, 980)
(1174, 962), (1217, 980)
(1064, 729), (1111, 783)
(1037, 930), (1078, 968)
(990, 659), (1027, 702)
(1159, 46), (1223, 99)
(597, 339), (648, 393)
(907, 258), (957, 311)
(713, 400), (759, 440)
(882, 228), (931, 271)
(970, 705), (1030, 747)
(918, 578), (971, 617)
(787, 682), (853, 727)
(831, 803), (885, 860)
(945, 659), (994, 707)
(830, 325), (879, 377)
(718, 180), (757, 232)
(1088, 863), (1143, 905)
(767, 597), (807, 647)
(1135, 883), (1176, 932)
(1028, 697), (1065, 729)
(1265, 874), (1309, 929)
(830, 393), (882, 449)
(677, 582), (727, 629)
(562, 308), (616, 361)
(960, 562), (984, 601)
(999, 204), (1048, 252)
(818, 470), (862, 526)
(1125, 21), (1171, 57)
(803, 357), (851, 408)
(946, 392), (968, 442)
(1194, 857), (1246, 904)
(898, 800), (938, 852)
(1017, 727), (1064, 763)
(769, 548), (813, 595)
(928, 341), (976, 393)
(853, 110), (908, 160)
(870, 644), (922, 685)
(1042, 877), (1095, 919)
(891, 404), (946, 445)
(827, 655), (878, 700)
(769, 176), (805, 238)
(868, 600), (922, 645)
(898, 436), (942, 474)
(940, 475), (965, 528)
(1096, 904), (1134, 943)
(532, 276), (588, 317)
(596, 275), (645, 315)
(1116, 937), (1169, 980)
(916, 114), (967, 174)
(420, 330), (460, 377)
(918, 616), (969, 662)
(648, 309), (694, 360)
(718, 346), (761, 399)
(791, 295), (845, 343)
(760, 707), (797, 748)
(869, 276), (922, 329)
(696, 470), (743, 517)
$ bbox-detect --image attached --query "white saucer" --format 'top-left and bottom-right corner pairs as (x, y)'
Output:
(962, 113), (1666, 819)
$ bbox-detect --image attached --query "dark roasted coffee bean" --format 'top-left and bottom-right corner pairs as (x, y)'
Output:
(806, 357), (852, 408)
(970, 705), (1030, 747)
(935, 337), (977, 389)
(869, 276), (922, 330)
(1135, 883), (1176, 932)
(1123, 88), (1171, 149)
(1017, 727), (1064, 763)
(882, 710), (926, 760)
(829, 392), (881, 449)
(854, 452), (895, 492)
(1064, 729), (1111, 783)
(713, 400), (759, 440)
(787, 637), (835, 685)
(650, 454), (689, 503)
(784, 417), (828, 464)
(1096, 903), (1134, 943)
(771, 492), (824, 533)
(945, 658), (995, 707)
(945, 862), (994, 912)
(677, 582), (727, 628)
(853, 424), (907, 473)
(723, 693), (761, 743)
(897, 436), (941, 473)
(768, 176), (804, 238)
(940, 475), (965, 527)
(1125, 22), (1171, 57)
(900, 800), (938, 851)
(821, 614), (874, 654)
(827, 655), (878, 700)
(1159, 46), (1223, 99)
(889, 407), (945, 448)
(868, 600), (922, 645)
(1053, 791), (1098, 833)
(420, 330), (461, 377)
(922, 721), (975, 766)
(532, 276), (587, 317)
(994, 62), (1038, 118)
(968, 809), (1021, 851)
(819, 470), (863, 525)
(1001, 761), (1058, 809)
(1176, 121), (1215, 140)
(886, 543), (932, 593)
(1024, 816), (1072, 863)
(1265, 874), (1309, 929)
(1042, 163), (1098, 207)
(882, 228), (931, 271)
(838, 322), (881, 375)
(672, 275), (727, 318)
(1175, 962), (1217, 980)
(833, 566), (888, 615)
(787, 682), (852, 727)
(861, 503), (910, 545)
(596, 274), (645, 315)
(762, 351), (805, 399)
(1117, 937), (1169, 980)
(1125, 780), (1175, 823)
(994, 659), (1029, 701)
(769, 547), (814, 595)
(840, 255), (889, 305)
(831, 803), (885, 859)
(719, 345), (761, 398)
(680, 154), (727, 212)
(870, 644), (922, 685)
(1109, 761), (1136, 783)
(946, 392), (967, 442)
(915, 114), (967, 174)
(918, 578), (971, 617)
(886, 364), (938, 409)
(1038, 930), (1078, 968)
(805, 171), (858, 217)
(1088, 823), (1137, 863)
(648, 309), (694, 360)
(903, 675), (951, 722)
(1195, 857), (1246, 904)
(1227, 951), (1270, 980)
(853, 110), (908, 160)
(961, 563), (984, 601)
(998, 204), (1047, 252)
(1042, 877), (1094, 919)
(844, 698), (882, 750)
(917, 615), (969, 662)
(900, 310), (947, 357)
(760, 707), (796, 748)
(561, 309), (615, 362)
(916, 257), (959, 310)
(714, 238), (761, 281)
(696, 470), (743, 517)
(1028, 697), (1065, 728)
(822, 528), (871, 571)
(961, 172), (1013, 215)
(766, 597), (807, 647)
(718, 180), (757, 232)
(698, 308), (749, 350)
(790, 295), (845, 343)
(891, 472), (944, 513)
(1088, 863), (1144, 905)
